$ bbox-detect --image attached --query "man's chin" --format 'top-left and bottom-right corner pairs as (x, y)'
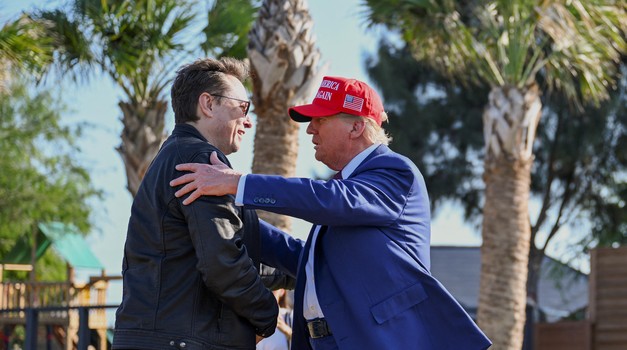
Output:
(314, 153), (328, 166)
(228, 144), (240, 154)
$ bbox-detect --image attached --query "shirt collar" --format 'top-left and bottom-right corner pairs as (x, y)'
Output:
(340, 143), (380, 179)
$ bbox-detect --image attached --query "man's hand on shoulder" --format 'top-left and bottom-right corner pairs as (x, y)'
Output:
(170, 151), (242, 205)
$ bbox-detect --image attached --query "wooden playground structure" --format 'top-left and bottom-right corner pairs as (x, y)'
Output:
(0, 268), (116, 350)
(0, 222), (120, 350)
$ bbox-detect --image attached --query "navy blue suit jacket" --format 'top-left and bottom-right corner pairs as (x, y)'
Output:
(244, 145), (491, 350)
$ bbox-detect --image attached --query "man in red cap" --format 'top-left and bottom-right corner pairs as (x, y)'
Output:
(170, 76), (491, 350)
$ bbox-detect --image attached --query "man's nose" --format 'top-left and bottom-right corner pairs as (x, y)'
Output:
(306, 122), (315, 134)
(244, 115), (253, 128)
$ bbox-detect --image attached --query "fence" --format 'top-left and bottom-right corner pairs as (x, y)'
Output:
(0, 279), (114, 349)
(590, 247), (627, 350)
(535, 246), (627, 350)
(535, 321), (591, 350)
(0, 304), (118, 350)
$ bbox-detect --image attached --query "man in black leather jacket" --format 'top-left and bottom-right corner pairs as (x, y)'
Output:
(113, 58), (280, 350)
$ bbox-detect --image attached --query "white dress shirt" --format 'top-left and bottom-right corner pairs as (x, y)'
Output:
(302, 143), (379, 320)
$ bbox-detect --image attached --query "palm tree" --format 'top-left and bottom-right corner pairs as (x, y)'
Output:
(201, 0), (258, 59)
(362, 1), (626, 348)
(37, 0), (195, 196)
(0, 14), (54, 92)
(247, 0), (325, 231)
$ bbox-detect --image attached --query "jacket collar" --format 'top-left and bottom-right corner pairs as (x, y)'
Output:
(171, 123), (233, 168)
(340, 143), (380, 179)
(172, 123), (208, 142)
(365, 143), (390, 161)
(350, 144), (390, 176)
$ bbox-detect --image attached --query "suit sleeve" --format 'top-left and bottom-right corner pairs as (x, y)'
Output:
(258, 219), (304, 278)
(243, 157), (423, 227)
(177, 153), (278, 336)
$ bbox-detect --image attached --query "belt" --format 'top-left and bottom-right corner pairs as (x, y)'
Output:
(306, 318), (332, 339)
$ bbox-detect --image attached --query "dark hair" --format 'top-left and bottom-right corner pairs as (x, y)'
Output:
(171, 57), (249, 124)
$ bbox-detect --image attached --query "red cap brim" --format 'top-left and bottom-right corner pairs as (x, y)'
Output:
(288, 103), (340, 122)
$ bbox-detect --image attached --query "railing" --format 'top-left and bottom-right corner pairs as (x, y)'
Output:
(0, 304), (119, 350)
(0, 282), (72, 322)
(0, 279), (114, 349)
(0, 280), (109, 328)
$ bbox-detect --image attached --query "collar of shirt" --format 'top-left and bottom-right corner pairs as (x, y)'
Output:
(339, 143), (380, 179)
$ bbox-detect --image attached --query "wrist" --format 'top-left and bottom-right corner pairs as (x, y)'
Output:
(232, 174), (241, 195)
(255, 323), (275, 338)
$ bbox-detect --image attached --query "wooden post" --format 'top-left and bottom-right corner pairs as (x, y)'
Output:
(29, 225), (37, 309)
(77, 307), (89, 350)
(30, 226), (37, 283)
(0, 265), (3, 311)
(588, 249), (597, 324)
(25, 308), (39, 349)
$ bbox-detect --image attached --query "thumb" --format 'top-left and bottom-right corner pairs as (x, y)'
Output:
(210, 151), (227, 167)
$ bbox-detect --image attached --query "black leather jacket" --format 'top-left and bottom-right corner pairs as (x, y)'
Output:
(113, 124), (280, 350)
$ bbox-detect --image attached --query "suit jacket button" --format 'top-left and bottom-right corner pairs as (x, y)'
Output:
(169, 340), (175, 346)
(179, 341), (187, 348)
(270, 199), (276, 204)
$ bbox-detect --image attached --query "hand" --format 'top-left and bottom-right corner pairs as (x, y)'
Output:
(170, 152), (242, 205)
(276, 315), (292, 339)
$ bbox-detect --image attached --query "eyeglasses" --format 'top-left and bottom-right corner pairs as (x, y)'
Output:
(212, 94), (251, 117)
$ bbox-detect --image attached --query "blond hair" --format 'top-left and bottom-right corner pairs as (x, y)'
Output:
(338, 112), (392, 145)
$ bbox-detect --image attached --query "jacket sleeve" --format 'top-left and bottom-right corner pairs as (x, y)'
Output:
(259, 264), (296, 290)
(259, 219), (304, 279)
(177, 154), (278, 337)
(242, 156), (426, 227)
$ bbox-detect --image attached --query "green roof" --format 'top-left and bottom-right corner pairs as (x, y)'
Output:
(2, 222), (103, 269)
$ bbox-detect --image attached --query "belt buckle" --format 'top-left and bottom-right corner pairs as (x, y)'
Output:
(307, 318), (331, 339)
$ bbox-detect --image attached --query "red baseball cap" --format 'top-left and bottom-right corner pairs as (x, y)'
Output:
(288, 76), (384, 126)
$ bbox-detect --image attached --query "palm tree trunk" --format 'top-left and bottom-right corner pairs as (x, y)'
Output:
(526, 244), (543, 315)
(116, 100), (167, 196)
(248, 0), (325, 232)
(478, 156), (532, 349)
(477, 85), (542, 350)
(251, 102), (300, 231)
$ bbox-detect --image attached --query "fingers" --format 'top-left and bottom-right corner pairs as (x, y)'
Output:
(170, 152), (229, 206)
(182, 190), (202, 206)
(170, 173), (196, 187)
(174, 182), (197, 198)
(175, 162), (201, 172)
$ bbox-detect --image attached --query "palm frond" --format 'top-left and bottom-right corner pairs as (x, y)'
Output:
(82, 0), (196, 103)
(362, 0), (626, 107)
(33, 9), (95, 83)
(202, 0), (259, 58)
(538, 0), (626, 107)
(0, 14), (54, 80)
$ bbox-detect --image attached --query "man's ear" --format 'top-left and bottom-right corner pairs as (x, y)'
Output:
(198, 92), (213, 117)
(349, 119), (366, 139)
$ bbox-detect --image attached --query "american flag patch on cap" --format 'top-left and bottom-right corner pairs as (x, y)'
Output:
(343, 94), (364, 112)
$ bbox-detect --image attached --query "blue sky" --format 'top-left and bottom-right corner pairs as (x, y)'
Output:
(3, 0), (488, 322)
